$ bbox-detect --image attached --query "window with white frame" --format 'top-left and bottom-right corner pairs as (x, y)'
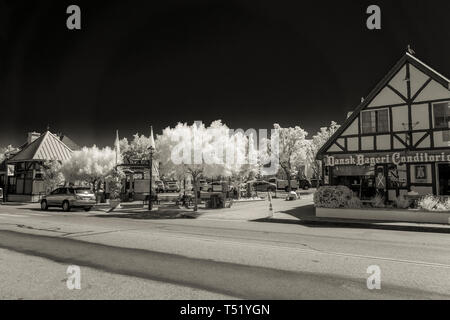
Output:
(433, 102), (450, 142)
(361, 109), (389, 134)
(433, 102), (450, 129)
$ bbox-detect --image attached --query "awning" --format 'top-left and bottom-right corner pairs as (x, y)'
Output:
(333, 165), (374, 176)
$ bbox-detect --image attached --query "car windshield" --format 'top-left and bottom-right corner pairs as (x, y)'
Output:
(75, 188), (92, 194)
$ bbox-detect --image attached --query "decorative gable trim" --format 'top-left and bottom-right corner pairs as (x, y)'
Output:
(316, 52), (450, 160)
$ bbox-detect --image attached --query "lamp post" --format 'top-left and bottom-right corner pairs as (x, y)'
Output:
(148, 147), (154, 210)
(148, 125), (156, 211)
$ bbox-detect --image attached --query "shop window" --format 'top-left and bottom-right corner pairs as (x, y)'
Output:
(387, 164), (407, 189)
(361, 109), (389, 134)
(433, 102), (450, 129)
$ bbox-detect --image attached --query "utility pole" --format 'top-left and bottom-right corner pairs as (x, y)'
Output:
(148, 148), (153, 211)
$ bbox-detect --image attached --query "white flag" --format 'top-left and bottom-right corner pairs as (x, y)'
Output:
(150, 126), (156, 150)
(114, 130), (121, 165)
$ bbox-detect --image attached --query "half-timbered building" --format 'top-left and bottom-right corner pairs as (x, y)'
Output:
(4, 131), (78, 202)
(317, 51), (450, 201)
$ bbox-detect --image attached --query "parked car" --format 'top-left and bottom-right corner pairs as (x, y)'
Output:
(207, 181), (231, 192)
(268, 178), (299, 191)
(164, 180), (180, 193)
(155, 180), (165, 193)
(298, 179), (312, 190)
(41, 187), (96, 212)
(250, 180), (277, 192)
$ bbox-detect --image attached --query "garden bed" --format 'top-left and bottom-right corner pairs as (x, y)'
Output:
(316, 207), (450, 224)
(232, 198), (265, 204)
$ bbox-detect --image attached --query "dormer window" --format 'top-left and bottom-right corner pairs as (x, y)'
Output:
(361, 109), (389, 134)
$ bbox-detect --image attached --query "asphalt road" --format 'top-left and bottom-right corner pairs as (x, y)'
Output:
(0, 201), (449, 299)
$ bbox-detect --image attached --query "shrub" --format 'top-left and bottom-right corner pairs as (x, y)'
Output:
(392, 195), (411, 209)
(418, 195), (450, 212)
(371, 194), (386, 208)
(314, 186), (354, 208)
(347, 195), (362, 209)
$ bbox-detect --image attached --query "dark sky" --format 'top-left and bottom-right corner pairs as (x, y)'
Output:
(2, 0), (450, 148)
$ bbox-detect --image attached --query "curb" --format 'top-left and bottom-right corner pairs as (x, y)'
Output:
(261, 216), (450, 234)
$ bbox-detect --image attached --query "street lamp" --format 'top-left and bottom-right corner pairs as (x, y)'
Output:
(148, 126), (156, 211)
(148, 146), (154, 211)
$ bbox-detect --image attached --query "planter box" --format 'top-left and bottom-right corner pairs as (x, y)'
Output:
(316, 207), (450, 225)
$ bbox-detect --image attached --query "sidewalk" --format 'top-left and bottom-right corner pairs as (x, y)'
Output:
(93, 197), (450, 233)
(266, 202), (450, 234)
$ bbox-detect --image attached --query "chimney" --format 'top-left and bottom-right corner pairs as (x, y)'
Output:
(27, 132), (41, 144)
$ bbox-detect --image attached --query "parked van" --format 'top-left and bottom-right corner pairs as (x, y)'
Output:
(268, 178), (299, 191)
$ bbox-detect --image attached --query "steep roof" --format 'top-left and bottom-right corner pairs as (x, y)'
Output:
(316, 52), (450, 160)
(59, 135), (80, 151)
(8, 131), (73, 162)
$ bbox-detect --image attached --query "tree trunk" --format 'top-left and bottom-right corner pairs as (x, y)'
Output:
(286, 170), (292, 193)
(193, 176), (198, 212)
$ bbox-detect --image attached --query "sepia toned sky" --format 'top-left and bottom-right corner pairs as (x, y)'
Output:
(2, 0), (450, 148)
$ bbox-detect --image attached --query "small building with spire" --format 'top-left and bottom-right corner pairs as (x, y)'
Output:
(3, 130), (79, 202)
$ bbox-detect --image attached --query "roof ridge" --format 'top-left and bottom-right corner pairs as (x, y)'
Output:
(406, 52), (450, 84)
(46, 131), (73, 152)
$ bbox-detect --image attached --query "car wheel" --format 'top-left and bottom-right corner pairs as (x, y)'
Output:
(84, 207), (92, 212)
(62, 201), (71, 212)
(40, 200), (48, 211)
(303, 185), (309, 190)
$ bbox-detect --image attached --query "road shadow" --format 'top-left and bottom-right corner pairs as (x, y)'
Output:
(252, 204), (450, 234)
(91, 209), (200, 220)
(16, 207), (96, 214)
(0, 203), (30, 207)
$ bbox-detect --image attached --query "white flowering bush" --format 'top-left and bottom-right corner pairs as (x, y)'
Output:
(418, 195), (450, 212)
(314, 186), (354, 208)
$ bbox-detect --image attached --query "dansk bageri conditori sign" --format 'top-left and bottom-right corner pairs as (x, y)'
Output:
(325, 152), (450, 167)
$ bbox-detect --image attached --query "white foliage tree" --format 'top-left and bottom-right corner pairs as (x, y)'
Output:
(41, 160), (65, 194)
(272, 124), (309, 192)
(60, 146), (118, 193)
(119, 134), (153, 163)
(305, 121), (340, 180)
(156, 120), (251, 210)
(0, 145), (20, 163)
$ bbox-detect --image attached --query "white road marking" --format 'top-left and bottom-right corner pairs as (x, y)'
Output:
(0, 214), (29, 218)
(141, 230), (450, 270)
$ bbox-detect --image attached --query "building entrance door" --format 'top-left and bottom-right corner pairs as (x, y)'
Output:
(438, 164), (450, 195)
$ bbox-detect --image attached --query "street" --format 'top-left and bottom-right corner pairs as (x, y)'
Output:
(0, 199), (450, 299)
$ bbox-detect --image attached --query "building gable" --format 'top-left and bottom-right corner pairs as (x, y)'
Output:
(317, 52), (450, 159)
(8, 131), (74, 162)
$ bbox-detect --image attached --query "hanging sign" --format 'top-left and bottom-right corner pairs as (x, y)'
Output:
(7, 165), (14, 176)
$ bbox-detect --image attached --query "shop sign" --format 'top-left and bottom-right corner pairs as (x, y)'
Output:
(325, 152), (450, 167)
